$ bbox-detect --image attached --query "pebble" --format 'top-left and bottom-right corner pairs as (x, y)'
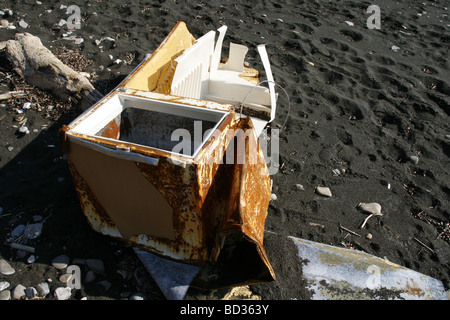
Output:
(18, 19), (28, 28)
(0, 281), (10, 291)
(12, 284), (26, 300)
(59, 273), (73, 284)
(27, 255), (36, 264)
(0, 19), (8, 28)
(409, 155), (419, 165)
(84, 270), (95, 283)
(366, 233), (373, 240)
(358, 202), (382, 215)
(129, 292), (147, 300)
(0, 259), (15, 275)
(344, 21), (354, 26)
(25, 287), (37, 299)
(295, 184), (305, 191)
(51, 254), (70, 270)
(11, 224), (25, 238)
(24, 222), (43, 239)
(54, 287), (72, 300)
(391, 45), (400, 52)
(36, 282), (50, 297)
(270, 193), (277, 201)
(86, 258), (105, 274)
(0, 290), (10, 300)
(32, 215), (43, 222)
(18, 126), (30, 134)
(316, 186), (332, 197)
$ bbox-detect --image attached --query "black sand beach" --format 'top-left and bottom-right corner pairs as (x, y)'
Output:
(0, 0), (449, 301)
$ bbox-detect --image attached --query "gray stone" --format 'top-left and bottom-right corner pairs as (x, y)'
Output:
(0, 259), (15, 275)
(25, 287), (37, 299)
(10, 224), (25, 238)
(12, 284), (26, 300)
(54, 287), (72, 300)
(84, 270), (95, 283)
(0, 290), (11, 300)
(86, 259), (105, 274)
(36, 282), (50, 297)
(52, 254), (70, 270)
(24, 223), (43, 239)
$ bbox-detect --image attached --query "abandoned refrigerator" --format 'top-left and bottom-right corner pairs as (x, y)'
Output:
(59, 22), (278, 290)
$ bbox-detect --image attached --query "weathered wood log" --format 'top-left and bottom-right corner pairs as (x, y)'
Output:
(5, 33), (102, 110)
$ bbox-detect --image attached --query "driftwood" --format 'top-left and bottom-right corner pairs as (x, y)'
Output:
(5, 33), (102, 110)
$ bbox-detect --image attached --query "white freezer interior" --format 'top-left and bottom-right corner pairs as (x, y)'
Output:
(69, 94), (228, 158)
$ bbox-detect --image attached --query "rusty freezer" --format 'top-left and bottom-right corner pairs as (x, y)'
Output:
(60, 22), (277, 287)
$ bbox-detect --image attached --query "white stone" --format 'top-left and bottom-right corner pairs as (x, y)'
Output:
(18, 126), (29, 134)
(0, 19), (8, 28)
(0, 259), (15, 275)
(358, 202), (382, 215)
(18, 19), (28, 28)
(344, 21), (354, 26)
(409, 155), (419, 164)
(12, 284), (26, 300)
(54, 287), (72, 300)
(129, 292), (146, 300)
(23, 102), (31, 109)
(316, 186), (332, 197)
(391, 45), (400, 52)
(295, 184), (305, 191)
